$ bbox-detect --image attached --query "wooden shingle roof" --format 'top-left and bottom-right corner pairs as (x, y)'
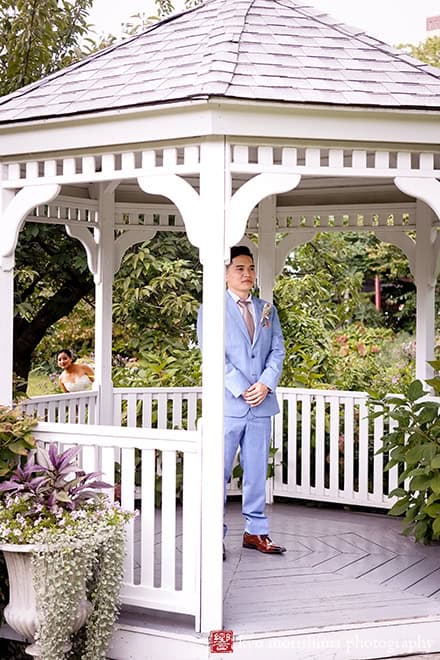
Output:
(1, 0), (440, 123)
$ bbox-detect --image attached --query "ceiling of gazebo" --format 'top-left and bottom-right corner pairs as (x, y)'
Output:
(0, 0), (440, 127)
(58, 173), (416, 211)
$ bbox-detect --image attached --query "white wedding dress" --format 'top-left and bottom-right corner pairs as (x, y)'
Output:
(63, 374), (93, 392)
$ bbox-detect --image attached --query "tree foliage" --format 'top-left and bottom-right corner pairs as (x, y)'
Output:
(399, 36), (440, 68)
(0, 0), (94, 96)
(14, 224), (94, 387)
(113, 233), (202, 357)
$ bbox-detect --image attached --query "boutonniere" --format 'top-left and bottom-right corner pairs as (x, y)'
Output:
(260, 302), (272, 327)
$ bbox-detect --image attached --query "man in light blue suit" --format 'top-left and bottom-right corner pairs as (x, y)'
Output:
(197, 245), (286, 556)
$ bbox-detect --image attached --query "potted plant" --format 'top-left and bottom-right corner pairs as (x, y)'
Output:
(0, 443), (133, 660)
(370, 366), (440, 544)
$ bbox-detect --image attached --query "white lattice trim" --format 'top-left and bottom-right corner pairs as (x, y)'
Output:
(25, 198), (418, 233)
(2, 145), (201, 188)
(115, 203), (184, 230)
(28, 196), (99, 225)
(230, 145), (440, 178)
(276, 203), (416, 230)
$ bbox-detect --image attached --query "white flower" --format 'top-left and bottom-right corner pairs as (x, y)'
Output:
(260, 302), (272, 326)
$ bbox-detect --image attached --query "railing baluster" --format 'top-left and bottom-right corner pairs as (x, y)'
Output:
(160, 450), (177, 590)
(140, 448), (156, 587)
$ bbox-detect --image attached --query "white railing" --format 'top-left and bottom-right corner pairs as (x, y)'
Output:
(22, 386), (397, 508)
(112, 387), (202, 430)
(22, 385), (401, 626)
(273, 388), (398, 509)
(32, 422), (201, 618)
(21, 390), (97, 424)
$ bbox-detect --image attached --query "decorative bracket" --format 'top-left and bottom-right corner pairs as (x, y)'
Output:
(137, 174), (201, 247)
(227, 174), (301, 254)
(394, 177), (440, 283)
(113, 228), (157, 274)
(373, 229), (416, 277)
(275, 230), (318, 275)
(394, 177), (440, 221)
(1, 184), (60, 270)
(65, 225), (98, 278)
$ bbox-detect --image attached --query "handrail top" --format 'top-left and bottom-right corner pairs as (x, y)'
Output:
(276, 386), (369, 397)
(34, 421), (200, 443)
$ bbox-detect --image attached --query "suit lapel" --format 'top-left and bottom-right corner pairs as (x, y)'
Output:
(226, 292), (251, 343)
(253, 297), (263, 343)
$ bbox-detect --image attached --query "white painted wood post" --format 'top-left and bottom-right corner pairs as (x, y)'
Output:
(415, 201), (437, 382)
(94, 183), (117, 424)
(0, 260), (14, 406)
(394, 178), (440, 382)
(257, 195), (276, 304)
(0, 185), (15, 405)
(198, 138), (227, 634)
(257, 196), (277, 504)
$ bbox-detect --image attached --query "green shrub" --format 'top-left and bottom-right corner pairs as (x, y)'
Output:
(0, 406), (37, 478)
(370, 368), (440, 544)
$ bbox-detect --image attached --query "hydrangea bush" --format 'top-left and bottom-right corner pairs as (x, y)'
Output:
(0, 444), (133, 660)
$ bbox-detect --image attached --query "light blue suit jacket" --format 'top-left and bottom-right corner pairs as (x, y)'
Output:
(197, 292), (285, 418)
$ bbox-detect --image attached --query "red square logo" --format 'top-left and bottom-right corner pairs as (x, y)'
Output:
(209, 630), (234, 653)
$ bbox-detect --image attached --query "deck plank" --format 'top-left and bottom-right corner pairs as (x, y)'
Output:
(223, 501), (440, 635)
(119, 499), (440, 657)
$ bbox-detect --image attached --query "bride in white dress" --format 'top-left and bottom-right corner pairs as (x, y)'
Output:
(57, 349), (95, 393)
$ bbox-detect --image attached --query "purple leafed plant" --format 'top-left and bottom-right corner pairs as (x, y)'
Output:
(0, 443), (111, 512)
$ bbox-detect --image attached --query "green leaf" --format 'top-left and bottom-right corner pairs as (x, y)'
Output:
(389, 487), (407, 498)
(389, 497), (410, 516)
(416, 403), (440, 425)
(431, 455), (440, 469)
(424, 376), (440, 395)
(404, 505), (419, 523)
(413, 520), (428, 542)
(423, 503), (440, 518)
(4, 441), (30, 455)
(407, 380), (426, 402)
(410, 475), (433, 491)
(429, 473), (440, 494)
(404, 446), (424, 464)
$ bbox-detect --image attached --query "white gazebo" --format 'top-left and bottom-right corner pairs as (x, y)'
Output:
(1, 1), (440, 658)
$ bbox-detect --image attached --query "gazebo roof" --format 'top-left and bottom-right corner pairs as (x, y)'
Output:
(1, 0), (440, 125)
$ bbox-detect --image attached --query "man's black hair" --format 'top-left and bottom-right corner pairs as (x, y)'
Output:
(230, 245), (254, 262)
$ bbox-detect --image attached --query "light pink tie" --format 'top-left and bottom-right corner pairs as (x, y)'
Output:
(238, 299), (255, 341)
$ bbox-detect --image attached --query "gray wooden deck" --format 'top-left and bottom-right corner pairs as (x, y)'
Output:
(113, 500), (440, 659)
(223, 501), (440, 634)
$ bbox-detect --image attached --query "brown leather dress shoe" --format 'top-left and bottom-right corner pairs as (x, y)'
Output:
(243, 532), (286, 554)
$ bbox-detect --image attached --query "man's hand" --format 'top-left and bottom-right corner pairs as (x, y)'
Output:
(243, 382), (269, 407)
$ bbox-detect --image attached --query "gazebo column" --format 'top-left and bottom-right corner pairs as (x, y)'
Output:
(0, 238), (14, 406)
(394, 178), (440, 381)
(64, 182), (116, 423)
(414, 202), (438, 381)
(0, 186), (15, 405)
(257, 195), (277, 303)
(256, 196), (277, 504)
(0, 184), (60, 406)
(198, 139), (228, 633)
(94, 183), (117, 424)
(0, 257), (14, 406)
(138, 143), (226, 632)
